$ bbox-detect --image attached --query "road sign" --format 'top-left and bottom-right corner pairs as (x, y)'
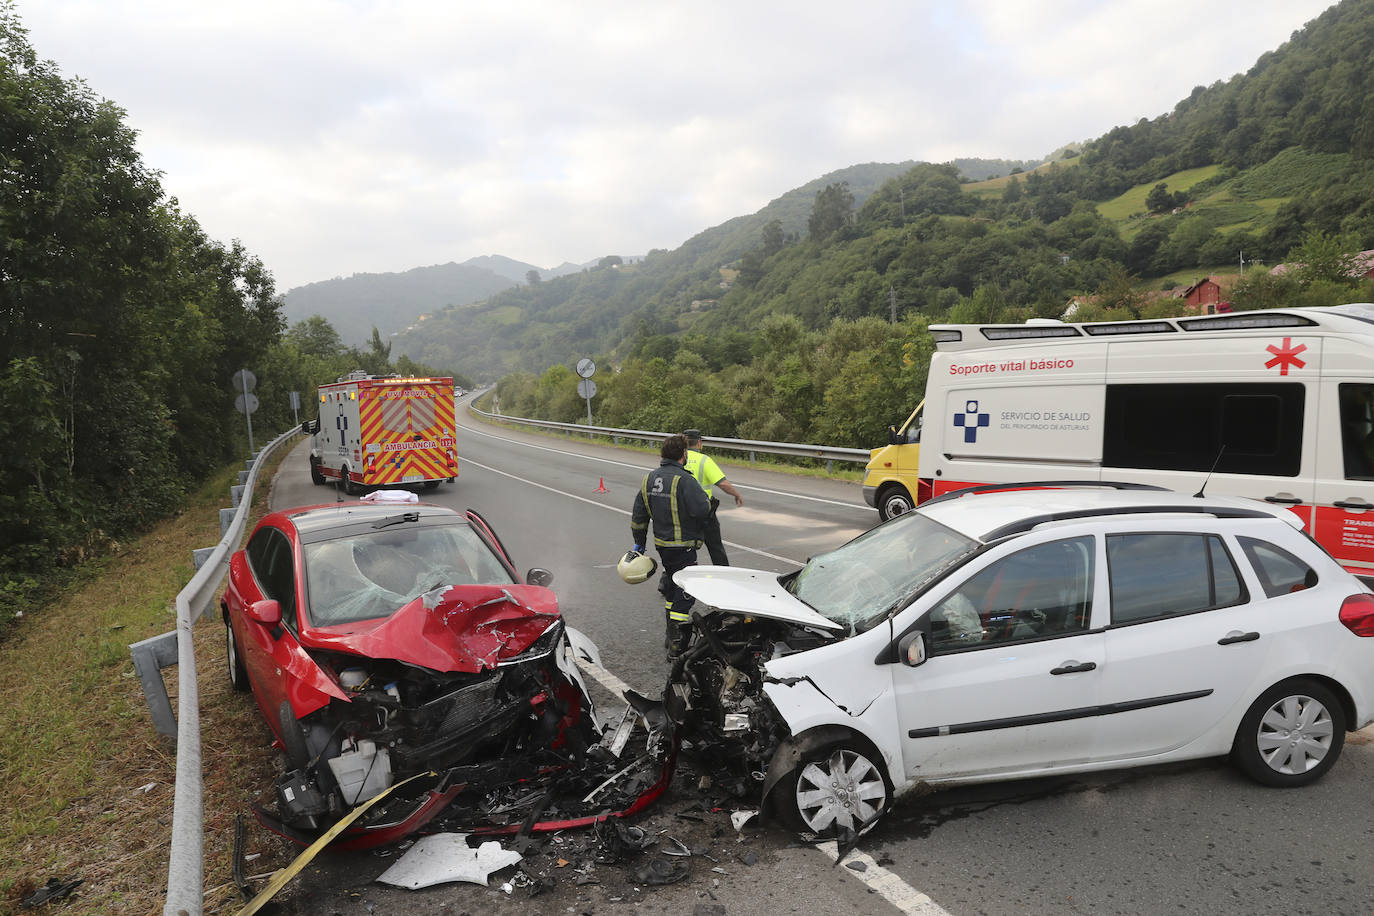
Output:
(235, 393), (260, 415)
(231, 369), (257, 392)
(577, 379), (597, 399)
(576, 358), (596, 379)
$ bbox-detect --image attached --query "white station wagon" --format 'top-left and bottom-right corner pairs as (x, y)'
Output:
(669, 483), (1374, 837)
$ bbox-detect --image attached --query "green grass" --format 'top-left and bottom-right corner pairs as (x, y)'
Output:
(1097, 165), (1222, 222)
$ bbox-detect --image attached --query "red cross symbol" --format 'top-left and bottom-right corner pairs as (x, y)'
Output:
(1264, 337), (1307, 375)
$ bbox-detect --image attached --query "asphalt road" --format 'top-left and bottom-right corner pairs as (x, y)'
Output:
(260, 402), (1374, 915)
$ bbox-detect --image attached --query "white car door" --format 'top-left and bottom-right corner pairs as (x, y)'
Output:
(892, 535), (1106, 784)
(1092, 528), (1277, 762)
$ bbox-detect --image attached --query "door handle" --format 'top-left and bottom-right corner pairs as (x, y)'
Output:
(1263, 495), (1302, 505)
(1050, 661), (1097, 675)
(1217, 630), (1260, 645)
(1333, 499), (1373, 510)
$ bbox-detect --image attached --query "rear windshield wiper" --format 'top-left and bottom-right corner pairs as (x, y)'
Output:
(371, 511), (420, 529)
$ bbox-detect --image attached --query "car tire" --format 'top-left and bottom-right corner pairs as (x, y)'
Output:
(309, 457), (325, 486)
(1231, 679), (1346, 787)
(342, 467), (360, 497)
(778, 743), (891, 837)
(278, 701), (313, 771)
(225, 615), (249, 692)
(877, 484), (914, 522)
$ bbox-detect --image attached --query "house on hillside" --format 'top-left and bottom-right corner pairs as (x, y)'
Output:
(1180, 276), (1235, 313)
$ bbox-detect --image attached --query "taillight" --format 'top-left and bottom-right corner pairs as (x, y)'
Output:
(1338, 593), (1374, 636)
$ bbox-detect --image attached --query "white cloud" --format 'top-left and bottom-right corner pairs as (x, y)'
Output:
(15, 0), (1335, 290)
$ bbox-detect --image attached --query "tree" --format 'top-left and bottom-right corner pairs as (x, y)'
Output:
(287, 316), (345, 359)
(597, 255), (623, 269)
(1146, 182), (1175, 214)
(525, 269), (541, 285)
(1288, 229), (1359, 286)
(808, 182), (854, 240)
(762, 219), (785, 258)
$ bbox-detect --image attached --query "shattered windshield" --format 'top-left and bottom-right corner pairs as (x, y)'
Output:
(787, 511), (977, 630)
(304, 523), (518, 626)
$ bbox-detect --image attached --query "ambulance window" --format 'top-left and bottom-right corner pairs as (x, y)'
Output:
(1103, 383), (1303, 476)
(1339, 384), (1374, 479)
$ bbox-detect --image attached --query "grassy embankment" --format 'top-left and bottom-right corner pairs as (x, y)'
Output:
(0, 451), (293, 914)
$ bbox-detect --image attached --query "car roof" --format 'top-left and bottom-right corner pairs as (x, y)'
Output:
(916, 484), (1300, 544)
(265, 501), (463, 539)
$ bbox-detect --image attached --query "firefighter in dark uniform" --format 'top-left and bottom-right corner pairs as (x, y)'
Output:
(630, 434), (712, 657)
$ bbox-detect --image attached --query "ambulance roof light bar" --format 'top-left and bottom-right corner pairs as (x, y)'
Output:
(1178, 313), (1317, 331)
(981, 325), (1082, 340)
(1083, 321), (1177, 336)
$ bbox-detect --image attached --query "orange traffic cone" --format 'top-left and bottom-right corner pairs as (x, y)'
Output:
(594, 477), (608, 493)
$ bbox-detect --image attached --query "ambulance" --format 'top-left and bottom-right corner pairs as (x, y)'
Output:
(305, 372), (458, 493)
(861, 304), (1374, 582)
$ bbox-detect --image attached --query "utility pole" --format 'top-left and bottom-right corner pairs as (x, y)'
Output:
(1239, 250), (1246, 276)
(888, 283), (898, 324)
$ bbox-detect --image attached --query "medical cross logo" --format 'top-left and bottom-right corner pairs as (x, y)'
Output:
(1264, 337), (1307, 376)
(954, 400), (990, 443)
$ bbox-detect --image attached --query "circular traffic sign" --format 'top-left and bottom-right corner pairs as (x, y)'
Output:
(577, 379), (597, 399)
(575, 358), (596, 379)
(231, 369), (257, 392)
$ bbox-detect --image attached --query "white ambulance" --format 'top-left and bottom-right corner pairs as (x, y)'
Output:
(862, 304), (1374, 582)
(305, 372), (458, 494)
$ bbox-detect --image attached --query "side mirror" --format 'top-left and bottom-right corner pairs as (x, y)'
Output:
(898, 631), (927, 667)
(887, 425), (901, 445)
(526, 568), (554, 587)
(301, 419), (320, 435)
(246, 598), (282, 627)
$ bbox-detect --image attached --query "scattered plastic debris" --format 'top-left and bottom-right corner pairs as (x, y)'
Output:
(730, 809), (758, 832)
(358, 490), (419, 503)
(635, 857), (690, 885)
(375, 834), (521, 890)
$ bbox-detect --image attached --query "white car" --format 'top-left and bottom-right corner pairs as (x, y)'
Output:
(667, 483), (1374, 838)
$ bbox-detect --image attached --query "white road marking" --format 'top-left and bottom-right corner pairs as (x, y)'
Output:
(569, 651), (948, 916)
(459, 455), (805, 566)
(459, 419), (868, 510)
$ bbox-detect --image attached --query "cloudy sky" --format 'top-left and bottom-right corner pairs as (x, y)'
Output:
(18, 0), (1335, 292)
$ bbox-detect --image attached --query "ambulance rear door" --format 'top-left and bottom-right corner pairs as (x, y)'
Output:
(1313, 336), (1374, 580)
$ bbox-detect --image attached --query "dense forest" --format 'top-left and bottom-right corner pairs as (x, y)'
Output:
(0, 5), (464, 623)
(477, 0), (1374, 442)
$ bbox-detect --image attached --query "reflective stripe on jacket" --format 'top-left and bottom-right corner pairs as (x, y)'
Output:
(631, 459), (711, 548)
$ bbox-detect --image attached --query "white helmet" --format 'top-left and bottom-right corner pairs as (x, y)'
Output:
(617, 550), (657, 584)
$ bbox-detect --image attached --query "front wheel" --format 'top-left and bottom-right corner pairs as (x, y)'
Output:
(1231, 679), (1345, 787)
(877, 484), (914, 521)
(779, 744), (891, 837)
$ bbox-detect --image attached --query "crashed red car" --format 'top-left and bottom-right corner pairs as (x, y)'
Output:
(222, 501), (665, 849)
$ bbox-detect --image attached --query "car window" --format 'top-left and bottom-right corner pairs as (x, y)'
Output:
(1107, 533), (1244, 624)
(928, 536), (1094, 652)
(1237, 536), (1318, 598)
(788, 510), (978, 632)
(246, 527), (297, 628)
(304, 523), (517, 626)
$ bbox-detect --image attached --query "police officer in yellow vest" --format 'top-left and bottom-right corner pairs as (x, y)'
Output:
(682, 429), (744, 566)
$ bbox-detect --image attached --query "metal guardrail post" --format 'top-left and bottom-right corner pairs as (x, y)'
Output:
(466, 404), (871, 465)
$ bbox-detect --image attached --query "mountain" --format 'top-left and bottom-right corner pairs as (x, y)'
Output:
(281, 260), (527, 345)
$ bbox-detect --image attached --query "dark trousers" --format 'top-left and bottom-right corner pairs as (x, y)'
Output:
(657, 544), (698, 654)
(702, 497), (729, 566)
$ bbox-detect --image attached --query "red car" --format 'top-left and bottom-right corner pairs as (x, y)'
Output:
(222, 501), (662, 849)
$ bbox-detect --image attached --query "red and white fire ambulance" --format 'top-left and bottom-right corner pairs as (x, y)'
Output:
(306, 372), (458, 493)
(862, 304), (1374, 582)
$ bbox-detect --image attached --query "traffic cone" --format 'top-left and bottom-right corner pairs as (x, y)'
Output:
(594, 476), (608, 493)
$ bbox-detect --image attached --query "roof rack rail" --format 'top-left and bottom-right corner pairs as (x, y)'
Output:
(922, 480), (1169, 508)
(982, 503), (1274, 543)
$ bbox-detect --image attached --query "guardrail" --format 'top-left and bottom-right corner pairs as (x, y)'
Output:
(468, 403), (872, 470)
(130, 426), (299, 916)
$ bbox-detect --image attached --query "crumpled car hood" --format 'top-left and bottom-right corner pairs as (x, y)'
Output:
(674, 567), (844, 631)
(302, 583), (561, 672)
